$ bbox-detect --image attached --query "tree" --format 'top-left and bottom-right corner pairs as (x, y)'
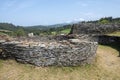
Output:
(99, 19), (109, 24)
(99, 17), (113, 24)
(15, 28), (26, 37)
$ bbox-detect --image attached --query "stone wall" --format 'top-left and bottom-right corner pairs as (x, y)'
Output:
(98, 35), (120, 45)
(0, 39), (98, 67)
(69, 22), (120, 54)
(70, 23), (120, 34)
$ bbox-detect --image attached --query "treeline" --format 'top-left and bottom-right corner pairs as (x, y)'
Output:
(0, 23), (72, 37)
(83, 17), (120, 24)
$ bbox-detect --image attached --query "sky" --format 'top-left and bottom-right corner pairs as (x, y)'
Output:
(0, 0), (120, 26)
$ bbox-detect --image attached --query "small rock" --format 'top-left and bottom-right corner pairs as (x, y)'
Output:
(69, 39), (80, 43)
(40, 44), (46, 48)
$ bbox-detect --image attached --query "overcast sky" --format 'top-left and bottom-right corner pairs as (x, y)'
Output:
(0, 0), (120, 26)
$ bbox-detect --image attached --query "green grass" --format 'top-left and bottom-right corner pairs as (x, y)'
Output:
(107, 31), (120, 36)
(51, 28), (71, 35)
(0, 32), (6, 35)
(61, 28), (71, 34)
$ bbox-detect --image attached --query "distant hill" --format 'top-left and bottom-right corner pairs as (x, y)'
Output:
(25, 23), (71, 30)
(0, 22), (72, 36)
(47, 23), (70, 28)
(0, 23), (17, 31)
(26, 25), (48, 30)
(0, 23), (49, 31)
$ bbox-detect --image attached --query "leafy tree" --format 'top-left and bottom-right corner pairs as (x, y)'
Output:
(99, 19), (109, 24)
(99, 17), (113, 24)
(15, 28), (26, 37)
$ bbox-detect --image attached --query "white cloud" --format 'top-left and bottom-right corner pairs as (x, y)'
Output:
(84, 12), (95, 16)
(83, 12), (103, 18)
(79, 12), (103, 21)
(65, 18), (85, 23)
(73, 18), (85, 21)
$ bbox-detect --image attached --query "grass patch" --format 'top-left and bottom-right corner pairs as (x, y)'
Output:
(0, 60), (3, 68)
(61, 28), (71, 34)
(107, 31), (120, 36)
(51, 28), (71, 35)
(0, 32), (7, 35)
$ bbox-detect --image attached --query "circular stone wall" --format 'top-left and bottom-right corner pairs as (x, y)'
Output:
(0, 39), (98, 67)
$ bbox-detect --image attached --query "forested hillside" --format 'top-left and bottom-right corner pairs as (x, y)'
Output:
(0, 23), (72, 36)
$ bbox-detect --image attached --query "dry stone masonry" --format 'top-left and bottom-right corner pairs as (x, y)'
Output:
(70, 23), (120, 34)
(0, 38), (98, 67)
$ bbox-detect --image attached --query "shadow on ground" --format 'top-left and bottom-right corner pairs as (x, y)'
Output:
(100, 43), (120, 57)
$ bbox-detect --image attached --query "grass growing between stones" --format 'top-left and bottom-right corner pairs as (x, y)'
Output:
(0, 45), (120, 80)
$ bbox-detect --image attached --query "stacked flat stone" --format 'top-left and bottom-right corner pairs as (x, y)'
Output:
(0, 39), (98, 66)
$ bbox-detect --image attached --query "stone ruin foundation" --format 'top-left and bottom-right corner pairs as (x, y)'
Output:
(2, 22), (120, 67)
(0, 35), (98, 67)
